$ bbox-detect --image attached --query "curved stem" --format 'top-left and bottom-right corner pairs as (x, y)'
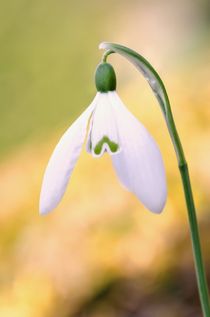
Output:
(99, 42), (210, 316)
(102, 49), (115, 63)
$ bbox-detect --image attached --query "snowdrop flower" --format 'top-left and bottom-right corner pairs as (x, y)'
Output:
(40, 62), (167, 215)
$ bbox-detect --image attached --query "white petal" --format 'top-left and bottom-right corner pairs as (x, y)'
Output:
(108, 91), (167, 213)
(39, 97), (97, 215)
(87, 93), (121, 158)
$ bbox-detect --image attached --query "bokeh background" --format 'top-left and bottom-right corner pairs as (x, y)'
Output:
(1, 0), (210, 316)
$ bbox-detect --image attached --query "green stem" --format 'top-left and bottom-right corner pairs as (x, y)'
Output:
(165, 86), (210, 316)
(179, 163), (210, 316)
(102, 49), (115, 63)
(99, 42), (210, 316)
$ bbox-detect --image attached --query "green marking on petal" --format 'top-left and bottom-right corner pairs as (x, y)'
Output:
(94, 136), (119, 155)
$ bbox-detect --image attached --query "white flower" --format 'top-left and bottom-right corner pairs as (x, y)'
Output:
(39, 63), (167, 215)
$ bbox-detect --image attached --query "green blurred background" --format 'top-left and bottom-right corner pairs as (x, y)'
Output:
(1, 0), (210, 316)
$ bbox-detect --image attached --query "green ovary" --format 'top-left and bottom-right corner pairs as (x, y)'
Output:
(94, 136), (119, 155)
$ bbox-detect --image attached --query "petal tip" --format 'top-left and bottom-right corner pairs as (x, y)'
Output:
(150, 205), (164, 214)
(39, 199), (53, 216)
(39, 206), (49, 216)
(39, 210), (47, 216)
(147, 195), (167, 214)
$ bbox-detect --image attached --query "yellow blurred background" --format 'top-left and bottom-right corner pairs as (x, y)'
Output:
(1, 0), (210, 316)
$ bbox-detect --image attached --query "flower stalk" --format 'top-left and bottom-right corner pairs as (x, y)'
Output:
(99, 42), (210, 316)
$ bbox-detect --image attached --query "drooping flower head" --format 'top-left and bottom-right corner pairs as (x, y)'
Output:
(39, 61), (167, 215)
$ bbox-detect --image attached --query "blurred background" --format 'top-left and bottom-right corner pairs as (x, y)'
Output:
(1, 0), (210, 316)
